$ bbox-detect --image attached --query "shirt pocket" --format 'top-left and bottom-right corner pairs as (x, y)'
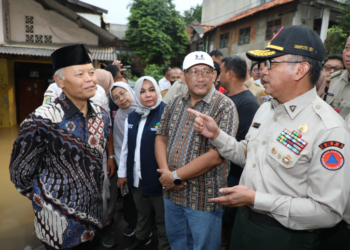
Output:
(268, 145), (301, 169)
(246, 125), (261, 142)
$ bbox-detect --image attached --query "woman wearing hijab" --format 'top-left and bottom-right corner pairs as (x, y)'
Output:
(95, 69), (114, 96)
(109, 82), (139, 239)
(118, 77), (170, 250)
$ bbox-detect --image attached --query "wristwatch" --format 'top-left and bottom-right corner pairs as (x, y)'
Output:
(173, 170), (182, 185)
(108, 155), (115, 159)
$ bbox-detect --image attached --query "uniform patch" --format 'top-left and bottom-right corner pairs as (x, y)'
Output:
(45, 90), (53, 93)
(260, 93), (268, 103)
(252, 122), (261, 129)
(282, 155), (292, 165)
(321, 150), (344, 171)
(44, 97), (51, 103)
(319, 141), (344, 150)
(276, 129), (307, 155)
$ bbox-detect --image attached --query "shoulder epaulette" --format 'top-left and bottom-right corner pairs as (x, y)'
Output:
(330, 70), (342, 79)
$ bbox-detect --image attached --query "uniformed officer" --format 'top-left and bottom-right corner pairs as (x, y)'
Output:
(188, 25), (350, 250)
(326, 36), (350, 119)
(244, 75), (268, 105)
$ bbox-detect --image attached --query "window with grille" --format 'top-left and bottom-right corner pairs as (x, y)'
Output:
(196, 41), (204, 51)
(219, 33), (229, 48)
(266, 19), (281, 40)
(238, 27), (251, 45)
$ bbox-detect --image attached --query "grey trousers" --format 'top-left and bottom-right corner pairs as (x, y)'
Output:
(107, 169), (118, 222)
(132, 180), (170, 250)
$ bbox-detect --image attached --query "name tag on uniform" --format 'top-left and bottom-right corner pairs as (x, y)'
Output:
(128, 124), (133, 129)
(252, 122), (261, 129)
(150, 128), (158, 131)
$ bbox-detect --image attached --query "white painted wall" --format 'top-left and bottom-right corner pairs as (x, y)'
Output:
(9, 0), (98, 45)
(0, 0), (4, 43)
(78, 13), (101, 27)
(202, 0), (272, 25)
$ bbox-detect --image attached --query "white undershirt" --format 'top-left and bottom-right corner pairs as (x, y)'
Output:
(118, 117), (147, 188)
(158, 77), (171, 92)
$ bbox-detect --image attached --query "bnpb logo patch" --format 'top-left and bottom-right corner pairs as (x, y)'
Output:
(321, 150), (344, 171)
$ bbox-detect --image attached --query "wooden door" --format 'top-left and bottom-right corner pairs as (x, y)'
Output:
(17, 78), (46, 123)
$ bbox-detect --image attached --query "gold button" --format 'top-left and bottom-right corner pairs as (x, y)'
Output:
(274, 118), (278, 122)
(316, 105), (321, 109)
(262, 141), (266, 145)
(277, 154), (281, 159)
(272, 147), (277, 154)
(253, 164), (256, 168)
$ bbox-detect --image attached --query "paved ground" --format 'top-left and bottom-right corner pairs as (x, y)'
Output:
(0, 126), (158, 250)
(99, 208), (159, 250)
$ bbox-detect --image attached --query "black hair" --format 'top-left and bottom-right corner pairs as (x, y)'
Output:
(163, 66), (171, 76)
(250, 62), (258, 73)
(213, 61), (220, 78)
(323, 54), (344, 68)
(288, 55), (322, 86)
(104, 64), (120, 78)
(221, 55), (247, 80)
(209, 50), (224, 58)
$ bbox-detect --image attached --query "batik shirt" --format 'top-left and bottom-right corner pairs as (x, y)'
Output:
(157, 87), (238, 211)
(9, 93), (109, 249)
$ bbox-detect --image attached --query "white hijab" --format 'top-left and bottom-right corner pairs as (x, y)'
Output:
(110, 82), (138, 149)
(134, 76), (162, 117)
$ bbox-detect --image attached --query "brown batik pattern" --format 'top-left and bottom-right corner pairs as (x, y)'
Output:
(157, 88), (238, 211)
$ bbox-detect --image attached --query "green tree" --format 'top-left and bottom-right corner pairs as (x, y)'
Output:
(183, 4), (202, 24)
(125, 0), (189, 64)
(324, 0), (350, 56)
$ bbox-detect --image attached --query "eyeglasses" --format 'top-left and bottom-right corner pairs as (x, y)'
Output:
(323, 65), (343, 72)
(113, 90), (126, 102)
(252, 68), (258, 72)
(170, 76), (181, 80)
(264, 59), (303, 70)
(185, 69), (214, 78)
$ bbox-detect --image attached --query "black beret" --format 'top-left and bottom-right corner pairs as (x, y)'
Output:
(51, 44), (92, 72)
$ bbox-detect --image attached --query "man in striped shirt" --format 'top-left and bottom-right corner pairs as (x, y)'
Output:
(155, 51), (238, 250)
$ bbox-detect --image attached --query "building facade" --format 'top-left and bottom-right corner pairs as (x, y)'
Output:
(0, 0), (118, 127)
(193, 0), (340, 58)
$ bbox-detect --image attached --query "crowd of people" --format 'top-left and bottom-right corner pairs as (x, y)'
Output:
(8, 24), (350, 250)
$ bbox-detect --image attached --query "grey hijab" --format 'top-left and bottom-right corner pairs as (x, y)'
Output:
(134, 76), (162, 117)
(110, 82), (138, 149)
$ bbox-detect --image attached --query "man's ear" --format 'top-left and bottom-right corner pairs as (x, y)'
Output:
(54, 75), (65, 89)
(294, 62), (310, 81)
(180, 72), (186, 84)
(212, 70), (217, 83)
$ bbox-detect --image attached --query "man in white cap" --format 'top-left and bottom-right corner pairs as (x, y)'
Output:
(155, 51), (238, 249)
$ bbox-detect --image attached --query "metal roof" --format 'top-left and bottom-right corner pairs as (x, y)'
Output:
(0, 43), (117, 61)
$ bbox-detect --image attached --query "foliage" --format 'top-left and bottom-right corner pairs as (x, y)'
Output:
(324, 26), (348, 56)
(118, 52), (135, 67)
(183, 4), (202, 24)
(143, 64), (165, 82)
(122, 68), (139, 82)
(324, 0), (350, 57)
(125, 0), (189, 65)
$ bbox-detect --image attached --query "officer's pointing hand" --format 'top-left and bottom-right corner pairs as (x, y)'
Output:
(187, 108), (221, 140)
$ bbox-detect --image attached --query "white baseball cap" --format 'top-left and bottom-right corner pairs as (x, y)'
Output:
(182, 51), (214, 71)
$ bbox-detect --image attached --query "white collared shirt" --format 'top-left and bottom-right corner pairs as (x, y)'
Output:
(158, 77), (171, 92)
(118, 117), (147, 187)
(212, 87), (350, 230)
